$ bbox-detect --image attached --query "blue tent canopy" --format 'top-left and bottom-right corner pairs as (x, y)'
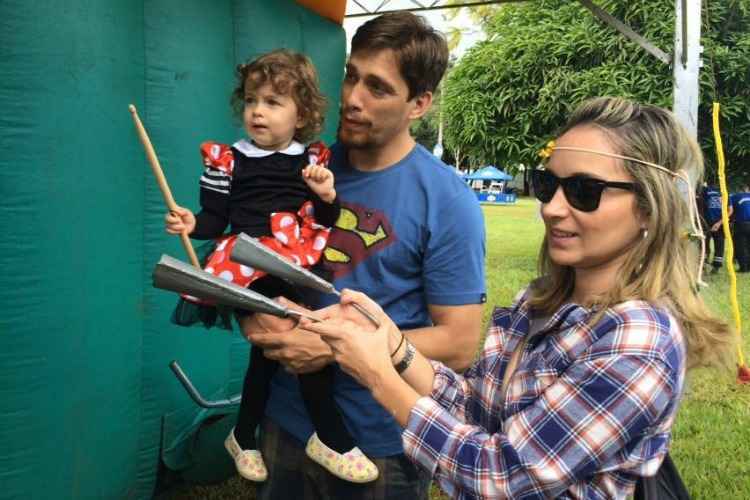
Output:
(464, 166), (516, 204)
(465, 166), (513, 181)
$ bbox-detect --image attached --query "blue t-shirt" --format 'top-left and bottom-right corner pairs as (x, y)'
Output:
(264, 143), (487, 457)
(702, 186), (723, 224)
(731, 192), (750, 222)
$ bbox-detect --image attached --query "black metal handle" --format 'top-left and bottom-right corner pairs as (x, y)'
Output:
(169, 360), (241, 409)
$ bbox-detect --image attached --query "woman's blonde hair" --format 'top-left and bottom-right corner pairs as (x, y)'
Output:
(528, 97), (733, 369)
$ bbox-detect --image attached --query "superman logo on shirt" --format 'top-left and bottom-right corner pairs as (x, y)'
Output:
(322, 201), (397, 280)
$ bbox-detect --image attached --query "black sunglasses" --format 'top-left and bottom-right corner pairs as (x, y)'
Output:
(531, 169), (637, 212)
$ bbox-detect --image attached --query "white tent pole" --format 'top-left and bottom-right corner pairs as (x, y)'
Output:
(672, 0), (703, 185)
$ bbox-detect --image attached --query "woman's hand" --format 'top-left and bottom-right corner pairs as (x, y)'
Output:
(300, 290), (402, 389)
(304, 290), (430, 427)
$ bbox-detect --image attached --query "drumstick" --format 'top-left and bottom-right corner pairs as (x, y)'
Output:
(129, 104), (201, 268)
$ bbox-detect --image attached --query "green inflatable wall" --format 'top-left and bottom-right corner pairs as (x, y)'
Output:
(0, 1), (344, 498)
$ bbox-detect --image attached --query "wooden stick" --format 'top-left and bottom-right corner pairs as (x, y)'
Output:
(129, 104), (201, 268)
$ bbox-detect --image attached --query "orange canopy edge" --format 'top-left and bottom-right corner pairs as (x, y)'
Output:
(294, 0), (347, 25)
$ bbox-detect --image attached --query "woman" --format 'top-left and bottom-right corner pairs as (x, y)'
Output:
(300, 97), (734, 499)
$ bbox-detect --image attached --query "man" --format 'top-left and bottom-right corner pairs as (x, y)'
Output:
(701, 183), (727, 272)
(731, 183), (750, 272)
(239, 12), (486, 500)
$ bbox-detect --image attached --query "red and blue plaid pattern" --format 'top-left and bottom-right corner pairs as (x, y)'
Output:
(403, 291), (686, 499)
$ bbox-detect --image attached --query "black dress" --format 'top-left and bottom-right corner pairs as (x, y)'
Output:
(174, 139), (355, 454)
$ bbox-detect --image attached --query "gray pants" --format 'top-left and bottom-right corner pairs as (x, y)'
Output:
(255, 418), (431, 500)
(707, 229), (725, 267)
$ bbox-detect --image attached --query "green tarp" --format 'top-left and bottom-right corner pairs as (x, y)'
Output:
(0, 1), (345, 498)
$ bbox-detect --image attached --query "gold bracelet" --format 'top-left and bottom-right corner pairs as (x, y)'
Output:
(390, 333), (405, 358)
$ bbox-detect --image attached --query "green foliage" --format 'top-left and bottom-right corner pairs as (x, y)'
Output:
(444, 0), (500, 29)
(699, 0), (750, 184)
(443, 0), (750, 185)
(411, 106), (439, 152)
(410, 79), (460, 167)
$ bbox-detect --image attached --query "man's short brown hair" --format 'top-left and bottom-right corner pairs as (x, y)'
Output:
(351, 11), (449, 100)
(231, 49), (327, 143)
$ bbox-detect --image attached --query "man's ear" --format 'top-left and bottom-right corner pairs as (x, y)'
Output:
(408, 91), (433, 120)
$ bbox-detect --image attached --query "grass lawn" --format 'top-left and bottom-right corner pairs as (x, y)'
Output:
(169, 198), (750, 500)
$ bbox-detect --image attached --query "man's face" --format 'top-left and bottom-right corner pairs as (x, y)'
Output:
(338, 49), (418, 150)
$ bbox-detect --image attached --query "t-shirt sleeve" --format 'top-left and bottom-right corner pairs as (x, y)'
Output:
(423, 187), (486, 305)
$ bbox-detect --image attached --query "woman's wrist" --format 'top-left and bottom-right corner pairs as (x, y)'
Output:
(390, 333), (407, 363)
(393, 340), (416, 374)
(388, 325), (404, 355)
(390, 332), (405, 358)
(370, 365), (402, 407)
(370, 362), (422, 426)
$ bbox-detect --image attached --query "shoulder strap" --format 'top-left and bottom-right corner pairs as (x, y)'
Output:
(634, 453), (691, 500)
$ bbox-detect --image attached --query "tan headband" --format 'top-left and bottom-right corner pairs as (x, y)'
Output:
(551, 146), (679, 178)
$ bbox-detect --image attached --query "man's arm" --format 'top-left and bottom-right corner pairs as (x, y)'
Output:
(404, 303), (484, 372)
(412, 181), (486, 373)
(239, 300), (483, 374)
(714, 204), (735, 231)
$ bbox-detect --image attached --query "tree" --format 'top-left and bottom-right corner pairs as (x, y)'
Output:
(442, 0), (750, 187)
(410, 60), (460, 167)
(442, 1), (500, 52)
(410, 99), (461, 169)
(411, 104), (439, 152)
(699, 0), (750, 185)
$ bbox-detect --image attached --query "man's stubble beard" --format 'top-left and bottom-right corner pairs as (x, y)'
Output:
(337, 124), (378, 151)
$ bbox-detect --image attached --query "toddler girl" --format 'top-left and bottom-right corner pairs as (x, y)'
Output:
(165, 49), (378, 484)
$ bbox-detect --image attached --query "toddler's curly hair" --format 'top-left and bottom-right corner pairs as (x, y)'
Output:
(231, 49), (327, 143)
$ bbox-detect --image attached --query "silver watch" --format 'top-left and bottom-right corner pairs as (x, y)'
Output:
(394, 340), (416, 374)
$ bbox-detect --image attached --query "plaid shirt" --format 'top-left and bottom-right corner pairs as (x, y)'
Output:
(403, 291), (686, 499)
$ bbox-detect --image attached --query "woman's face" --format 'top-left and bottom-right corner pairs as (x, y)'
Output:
(541, 125), (644, 275)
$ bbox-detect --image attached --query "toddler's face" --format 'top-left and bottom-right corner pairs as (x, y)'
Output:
(243, 81), (302, 151)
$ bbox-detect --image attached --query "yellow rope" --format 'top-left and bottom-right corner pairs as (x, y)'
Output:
(712, 102), (745, 367)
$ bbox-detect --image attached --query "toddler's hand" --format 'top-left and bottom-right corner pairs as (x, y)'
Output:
(165, 206), (196, 235)
(303, 164), (336, 203)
